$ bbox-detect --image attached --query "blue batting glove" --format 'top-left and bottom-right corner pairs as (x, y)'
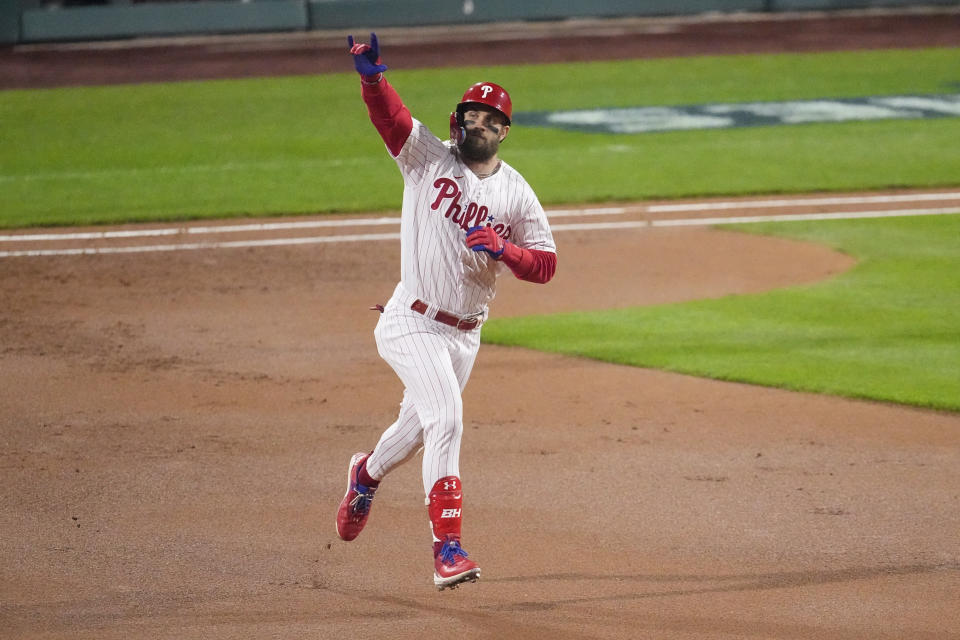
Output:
(465, 225), (505, 260)
(347, 33), (388, 77)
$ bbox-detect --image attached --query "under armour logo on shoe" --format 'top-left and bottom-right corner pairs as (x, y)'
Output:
(443, 479), (458, 490)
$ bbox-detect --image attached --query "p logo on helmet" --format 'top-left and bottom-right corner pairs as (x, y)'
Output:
(450, 81), (513, 144)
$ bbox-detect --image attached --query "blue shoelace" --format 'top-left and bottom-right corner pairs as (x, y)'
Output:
(349, 483), (375, 516)
(439, 540), (469, 566)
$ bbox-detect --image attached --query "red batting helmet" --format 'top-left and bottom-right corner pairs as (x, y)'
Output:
(457, 82), (512, 125)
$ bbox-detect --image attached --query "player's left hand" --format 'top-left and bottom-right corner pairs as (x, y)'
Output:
(347, 32), (388, 78)
(466, 226), (505, 260)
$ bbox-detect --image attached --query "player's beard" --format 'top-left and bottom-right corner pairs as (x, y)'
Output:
(458, 131), (500, 163)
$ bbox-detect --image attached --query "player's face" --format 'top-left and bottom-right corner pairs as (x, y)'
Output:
(459, 105), (510, 162)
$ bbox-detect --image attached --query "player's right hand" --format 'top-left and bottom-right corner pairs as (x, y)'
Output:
(347, 33), (388, 78)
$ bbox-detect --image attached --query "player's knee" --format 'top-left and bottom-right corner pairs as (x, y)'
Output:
(425, 414), (463, 450)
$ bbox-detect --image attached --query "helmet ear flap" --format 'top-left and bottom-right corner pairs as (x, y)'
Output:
(449, 111), (466, 145)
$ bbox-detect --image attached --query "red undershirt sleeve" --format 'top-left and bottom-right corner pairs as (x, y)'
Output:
(360, 76), (555, 284)
(500, 243), (557, 284)
(360, 76), (413, 157)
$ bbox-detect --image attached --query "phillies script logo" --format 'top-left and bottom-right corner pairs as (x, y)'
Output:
(431, 178), (511, 239)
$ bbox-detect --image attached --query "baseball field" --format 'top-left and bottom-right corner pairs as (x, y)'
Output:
(2, 10), (959, 639)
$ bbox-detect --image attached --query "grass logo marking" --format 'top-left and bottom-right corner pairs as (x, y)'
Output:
(514, 93), (960, 134)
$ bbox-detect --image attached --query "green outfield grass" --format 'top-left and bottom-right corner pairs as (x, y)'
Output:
(1, 47), (959, 228)
(3, 46), (958, 411)
(482, 213), (960, 412)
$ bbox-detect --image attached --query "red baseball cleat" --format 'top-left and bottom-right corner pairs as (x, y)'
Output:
(336, 452), (377, 541)
(433, 537), (481, 590)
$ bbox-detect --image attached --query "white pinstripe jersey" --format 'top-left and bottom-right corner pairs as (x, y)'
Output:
(392, 118), (556, 317)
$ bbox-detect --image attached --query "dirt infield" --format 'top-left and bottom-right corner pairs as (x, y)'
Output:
(3, 12), (960, 640)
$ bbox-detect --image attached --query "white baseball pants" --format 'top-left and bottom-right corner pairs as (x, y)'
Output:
(365, 285), (481, 496)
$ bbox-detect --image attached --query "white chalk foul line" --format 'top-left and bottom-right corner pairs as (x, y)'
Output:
(0, 216), (402, 243)
(0, 210), (614, 244)
(649, 206), (960, 227)
(550, 206), (960, 232)
(1, 206), (957, 259)
(4, 191), (958, 244)
(0, 232), (401, 258)
(647, 191), (960, 212)
(547, 207), (629, 217)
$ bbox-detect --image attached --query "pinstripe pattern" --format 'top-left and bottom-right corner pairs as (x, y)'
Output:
(366, 286), (480, 493)
(395, 119), (555, 317)
(362, 116), (554, 498)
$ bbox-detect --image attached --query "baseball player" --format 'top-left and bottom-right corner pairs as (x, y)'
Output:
(336, 33), (557, 590)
